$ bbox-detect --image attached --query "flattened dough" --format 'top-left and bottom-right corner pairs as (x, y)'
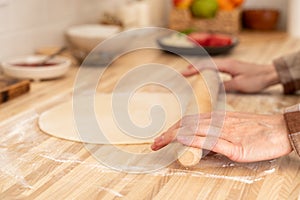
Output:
(38, 93), (182, 144)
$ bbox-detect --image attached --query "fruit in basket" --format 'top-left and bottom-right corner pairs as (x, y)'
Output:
(188, 32), (232, 47)
(217, 0), (234, 10)
(231, 0), (244, 7)
(173, 0), (193, 9)
(191, 0), (219, 18)
(217, 0), (244, 10)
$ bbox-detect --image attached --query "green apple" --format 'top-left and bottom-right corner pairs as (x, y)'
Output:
(191, 0), (219, 18)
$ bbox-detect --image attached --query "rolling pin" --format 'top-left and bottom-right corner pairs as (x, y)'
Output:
(177, 70), (219, 167)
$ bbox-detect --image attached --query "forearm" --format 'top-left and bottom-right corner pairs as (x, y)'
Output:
(273, 51), (300, 94)
(283, 104), (300, 157)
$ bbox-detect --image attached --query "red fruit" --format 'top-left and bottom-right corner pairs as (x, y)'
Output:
(188, 32), (211, 46)
(208, 34), (232, 46)
(188, 32), (232, 47)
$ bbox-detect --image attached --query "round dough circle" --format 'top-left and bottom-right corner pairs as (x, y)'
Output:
(38, 93), (182, 144)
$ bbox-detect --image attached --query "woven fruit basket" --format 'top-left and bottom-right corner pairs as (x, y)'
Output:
(169, 0), (243, 34)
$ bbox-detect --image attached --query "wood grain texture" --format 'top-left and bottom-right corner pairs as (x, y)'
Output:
(0, 76), (30, 104)
(0, 32), (300, 199)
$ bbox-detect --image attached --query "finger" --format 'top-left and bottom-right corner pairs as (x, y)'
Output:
(151, 125), (202, 151)
(152, 124), (225, 151)
(181, 66), (199, 77)
(151, 119), (182, 150)
(152, 115), (208, 151)
(215, 64), (231, 74)
(151, 128), (196, 151)
(151, 130), (177, 151)
(177, 136), (236, 159)
(152, 112), (226, 151)
(214, 59), (238, 76)
(180, 125), (223, 138)
(187, 64), (194, 69)
(152, 119), (181, 142)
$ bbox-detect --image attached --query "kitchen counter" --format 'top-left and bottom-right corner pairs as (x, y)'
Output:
(0, 31), (300, 199)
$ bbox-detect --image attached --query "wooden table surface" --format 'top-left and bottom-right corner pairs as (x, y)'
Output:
(0, 32), (300, 200)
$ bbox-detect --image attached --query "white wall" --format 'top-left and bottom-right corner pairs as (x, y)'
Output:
(0, 0), (170, 60)
(0, 0), (289, 60)
(0, 0), (104, 60)
(243, 0), (288, 30)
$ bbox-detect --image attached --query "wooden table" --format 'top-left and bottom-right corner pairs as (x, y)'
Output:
(0, 32), (300, 199)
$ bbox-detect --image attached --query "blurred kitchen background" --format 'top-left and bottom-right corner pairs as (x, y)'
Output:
(0, 0), (293, 60)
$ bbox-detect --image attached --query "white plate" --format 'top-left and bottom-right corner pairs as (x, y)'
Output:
(1, 55), (71, 81)
(66, 24), (121, 52)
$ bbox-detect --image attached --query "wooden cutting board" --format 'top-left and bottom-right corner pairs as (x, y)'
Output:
(0, 75), (30, 104)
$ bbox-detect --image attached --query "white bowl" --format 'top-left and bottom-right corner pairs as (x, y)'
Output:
(66, 24), (121, 52)
(1, 55), (71, 81)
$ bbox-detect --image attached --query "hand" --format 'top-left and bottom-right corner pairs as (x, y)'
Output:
(182, 59), (280, 93)
(151, 112), (292, 162)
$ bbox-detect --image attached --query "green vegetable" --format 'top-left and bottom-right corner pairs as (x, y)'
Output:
(180, 28), (197, 35)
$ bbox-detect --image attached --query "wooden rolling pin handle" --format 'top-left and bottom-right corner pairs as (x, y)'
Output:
(178, 147), (203, 167)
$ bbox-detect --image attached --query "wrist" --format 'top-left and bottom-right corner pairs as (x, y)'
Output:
(264, 64), (280, 88)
